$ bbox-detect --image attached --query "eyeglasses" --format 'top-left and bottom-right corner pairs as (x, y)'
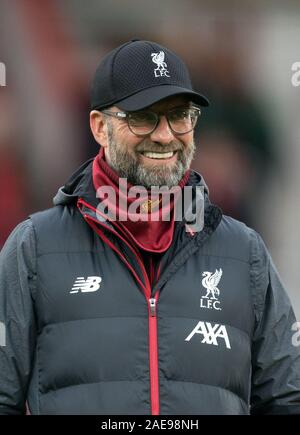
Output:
(101, 105), (201, 136)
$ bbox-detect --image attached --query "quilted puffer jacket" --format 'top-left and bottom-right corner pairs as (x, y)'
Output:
(0, 158), (300, 415)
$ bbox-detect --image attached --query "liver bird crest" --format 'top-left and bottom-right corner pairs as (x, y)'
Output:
(201, 269), (223, 300)
(151, 51), (167, 70)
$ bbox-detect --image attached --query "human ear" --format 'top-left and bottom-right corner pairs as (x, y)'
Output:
(89, 110), (109, 148)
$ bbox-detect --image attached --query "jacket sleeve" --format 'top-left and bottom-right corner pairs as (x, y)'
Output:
(250, 230), (300, 415)
(0, 220), (37, 415)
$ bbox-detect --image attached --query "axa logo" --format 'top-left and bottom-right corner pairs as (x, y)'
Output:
(151, 51), (170, 78)
(185, 321), (231, 349)
(200, 268), (223, 311)
(70, 276), (102, 294)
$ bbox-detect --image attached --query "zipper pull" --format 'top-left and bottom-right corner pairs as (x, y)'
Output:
(149, 298), (156, 316)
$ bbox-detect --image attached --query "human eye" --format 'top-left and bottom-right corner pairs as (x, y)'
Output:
(169, 108), (190, 122)
(169, 107), (190, 122)
(130, 111), (156, 126)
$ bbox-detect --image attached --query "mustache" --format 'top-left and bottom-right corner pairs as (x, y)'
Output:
(136, 139), (184, 153)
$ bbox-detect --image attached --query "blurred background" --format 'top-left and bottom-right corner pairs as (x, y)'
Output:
(0, 0), (299, 318)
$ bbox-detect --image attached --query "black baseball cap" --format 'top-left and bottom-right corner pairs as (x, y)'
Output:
(90, 39), (209, 112)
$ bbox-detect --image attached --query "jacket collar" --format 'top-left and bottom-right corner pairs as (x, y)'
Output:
(53, 156), (222, 237)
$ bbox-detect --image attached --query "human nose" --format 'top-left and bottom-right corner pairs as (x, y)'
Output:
(149, 115), (174, 144)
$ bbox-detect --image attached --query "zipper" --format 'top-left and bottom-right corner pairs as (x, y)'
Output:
(77, 197), (161, 415)
(148, 292), (160, 415)
(149, 298), (156, 316)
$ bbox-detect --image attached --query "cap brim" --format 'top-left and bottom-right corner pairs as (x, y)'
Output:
(116, 85), (210, 111)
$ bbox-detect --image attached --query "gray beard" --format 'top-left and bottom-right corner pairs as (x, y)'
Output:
(105, 123), (195, 188)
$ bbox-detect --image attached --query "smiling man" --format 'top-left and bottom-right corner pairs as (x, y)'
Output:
(91, 95), (197, 188)
(0, 39), (300, 415)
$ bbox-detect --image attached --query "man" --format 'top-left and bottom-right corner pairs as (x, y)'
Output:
(0, 39), (299, 415)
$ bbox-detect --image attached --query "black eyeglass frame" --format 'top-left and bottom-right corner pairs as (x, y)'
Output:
(100, 105), (201, 136)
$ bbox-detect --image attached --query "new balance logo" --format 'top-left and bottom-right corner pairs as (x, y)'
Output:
(70, 276), (102, 294)
(185, 321), (231, 349)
